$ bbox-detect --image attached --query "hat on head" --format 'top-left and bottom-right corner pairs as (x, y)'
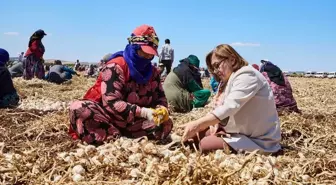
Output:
(187, 55), (200, 68)
(0, 48), (10, 66)
(54, 60), (62, 65)
(36, 29), (47, 36)
(128, 25), (159, 56)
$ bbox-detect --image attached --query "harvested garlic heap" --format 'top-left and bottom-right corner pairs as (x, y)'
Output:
(51, 134), (303, 183)
(1, 136), (312, 183)
(18, 99), (68, 111)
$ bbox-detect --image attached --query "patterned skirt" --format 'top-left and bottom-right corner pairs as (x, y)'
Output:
(69, 100), (173, 145)
(23, 55), (45, 80)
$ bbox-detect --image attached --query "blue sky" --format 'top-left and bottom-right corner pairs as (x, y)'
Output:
(1, 0), (335, 71)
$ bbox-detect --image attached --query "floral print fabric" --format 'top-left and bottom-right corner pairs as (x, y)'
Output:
(23, 55), (45, 80)
(262, 72), (300, 113)
(69, 62), (172, 144)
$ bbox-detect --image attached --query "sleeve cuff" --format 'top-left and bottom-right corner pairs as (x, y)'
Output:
(136, 106), (142, 117)
(212, 106), (226, 121)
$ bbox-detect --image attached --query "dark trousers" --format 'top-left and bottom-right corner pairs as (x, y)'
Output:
(160, 60), (172, 74)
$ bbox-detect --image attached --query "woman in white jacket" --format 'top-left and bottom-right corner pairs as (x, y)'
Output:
(181, 44), (281, 154)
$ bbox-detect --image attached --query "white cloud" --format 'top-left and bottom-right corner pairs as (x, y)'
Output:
(230, 42), (260, 47)
(4, 32), (19, 36)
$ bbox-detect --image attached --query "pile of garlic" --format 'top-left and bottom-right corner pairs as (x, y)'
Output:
(53, 134), (306, 183)
(18, 99), (68, 111)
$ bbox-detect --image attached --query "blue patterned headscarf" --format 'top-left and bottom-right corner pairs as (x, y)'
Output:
(0, 48), (10, 66)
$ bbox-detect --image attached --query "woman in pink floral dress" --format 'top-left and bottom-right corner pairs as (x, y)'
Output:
(253, 61), (300, 113)
(68, 25), (173, 144)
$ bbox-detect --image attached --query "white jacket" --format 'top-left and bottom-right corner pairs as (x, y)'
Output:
(212, 65), (281, 153)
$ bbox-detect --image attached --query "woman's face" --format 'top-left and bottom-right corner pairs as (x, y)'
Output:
(137, 49), (154, 59)
(211, 53), (233, 82)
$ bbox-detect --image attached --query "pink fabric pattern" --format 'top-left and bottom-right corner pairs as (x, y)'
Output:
(262, 72), (300, 113)
(69, 63), (172, 144)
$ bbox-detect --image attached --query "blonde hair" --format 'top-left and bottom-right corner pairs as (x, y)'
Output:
(206, 44), (249, 80)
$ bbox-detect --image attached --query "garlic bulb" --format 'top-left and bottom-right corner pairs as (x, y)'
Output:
(301, 175), (311, 181)
(160, 149), (173, 159)
(240, 170), (251, 180)
(130, 168), (141, 178)
(143, 143), (157, 154)
(253, 165), (263, 174)
(169, 153), (187, 163)
(4, 153), (13, 162)
(90, 156), (102, 166)
(64, 156), (74, 163)
(121, 140), (133, 149)
(53, 175), (62, 182)
(72, 174), (84, 182)
(85, 145), (96, 155)
(128, 153), (143, 164)
(72, 165), (85, 175)
(214, 150), (225, 161)
(103, 157), (111, 165)
(75, 148), (85, 158)
(170, 133), (182, 142)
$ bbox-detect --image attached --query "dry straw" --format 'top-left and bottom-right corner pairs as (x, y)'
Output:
(0, 76), (335, 184)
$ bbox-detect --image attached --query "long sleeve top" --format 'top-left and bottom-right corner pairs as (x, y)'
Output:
(100, 62), (167, 127)
(212, 66), (281, 153)
(159, 44), (174, 62)
(25, 40), (45, 58)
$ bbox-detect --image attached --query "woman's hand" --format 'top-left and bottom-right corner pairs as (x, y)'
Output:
(180, 120), (202, 142)
(180, 113), (220, 142)
(209, 124), (219, 136)
(140, 108), (154, 121)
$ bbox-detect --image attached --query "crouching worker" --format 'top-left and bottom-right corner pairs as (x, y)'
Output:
(163, 55), (211, 112)
(0, 48), (20, 108)
(46, 60), (78, 84)
(256, 60), (300, 114)
(9, 61), (24, 78)
(85, 64), (95, 77)
(181, 44), (281, 154)
(68, 25), (173, 144)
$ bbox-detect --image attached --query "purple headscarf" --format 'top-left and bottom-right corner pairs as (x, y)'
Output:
(0, 48), (9, 66)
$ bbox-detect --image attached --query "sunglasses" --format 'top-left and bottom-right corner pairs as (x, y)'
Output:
(212, 59), (226, 69)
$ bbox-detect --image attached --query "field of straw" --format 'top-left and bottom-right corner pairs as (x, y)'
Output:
(0, 76), (336, 185)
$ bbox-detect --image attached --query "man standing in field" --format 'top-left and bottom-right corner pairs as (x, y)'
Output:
(159, 39), (174, 74)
